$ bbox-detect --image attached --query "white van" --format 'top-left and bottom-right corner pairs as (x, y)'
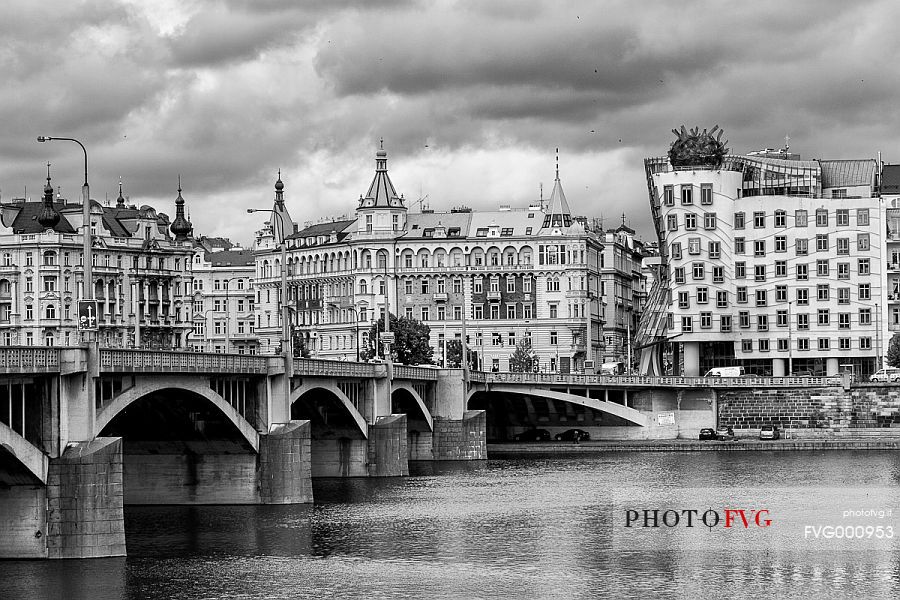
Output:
(871, 367), (900, 382)
(704, 366), (745, 377)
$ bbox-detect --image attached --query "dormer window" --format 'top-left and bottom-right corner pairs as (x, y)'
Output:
(501, 227), (514, 236)
(476, 228), (488, 237)
(423, 229), (434, 238)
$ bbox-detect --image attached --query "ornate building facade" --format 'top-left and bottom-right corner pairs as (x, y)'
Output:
(0, 170), (195, 348)
(253, 147), (607, 373)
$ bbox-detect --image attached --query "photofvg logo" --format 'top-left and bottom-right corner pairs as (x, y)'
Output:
(624, 508), (771, 529)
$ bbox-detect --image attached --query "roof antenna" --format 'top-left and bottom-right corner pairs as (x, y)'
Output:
(555, 147), (560, 180)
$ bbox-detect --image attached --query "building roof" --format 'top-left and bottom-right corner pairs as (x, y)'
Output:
(1, 200), (77, 234)
(288, 219), (355, 242)
(359, 146), (405, 210)
(205, 249), (255, 267)
(883, 164), (900, 195)
(819, 159), (877, 189)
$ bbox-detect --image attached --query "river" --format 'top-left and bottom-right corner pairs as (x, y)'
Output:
(2, 451), (899, 599)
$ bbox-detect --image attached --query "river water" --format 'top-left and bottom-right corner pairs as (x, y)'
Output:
(2, 451), (900, 599)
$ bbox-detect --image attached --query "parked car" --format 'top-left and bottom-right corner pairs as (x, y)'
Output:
(792, 370), (813, 377)
(715, 427), (735, 441)
(871, 368), (900, 383)
(555, 429), (590, 442)
(699, 428), (717, 440)
(514, 429), (551, 442)
(704, 366), (745, 377)
(759, 425), (781, 440)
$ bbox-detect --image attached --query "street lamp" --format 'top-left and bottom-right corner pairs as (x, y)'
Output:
(37, 136), (92, 305)
(329, 303), (360, 362)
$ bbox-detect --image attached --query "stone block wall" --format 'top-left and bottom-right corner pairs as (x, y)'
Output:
(258, 420), (313, 504)
(367, 414), (409, 477)
(433, 410), (487, 460)
(0, 485), (47, 558)
(46, 437), (126, 559)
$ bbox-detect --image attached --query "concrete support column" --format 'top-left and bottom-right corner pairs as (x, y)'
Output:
(772, 358), (786, 377)
(682, 341), (700, 376)
(46, 438), (126, 559)
(826, 358), (840, 376)
(258, 420), (313, 504)
(367, 414), (409, 477)
(432, 410), (487, 460)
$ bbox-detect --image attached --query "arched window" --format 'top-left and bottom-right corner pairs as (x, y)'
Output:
(43, 251), (57, 266)
(45, 305), (56, 319)
(359, 280), (368, 295)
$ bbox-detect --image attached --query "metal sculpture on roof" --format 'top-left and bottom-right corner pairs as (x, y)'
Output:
(668, 125), (729, 168)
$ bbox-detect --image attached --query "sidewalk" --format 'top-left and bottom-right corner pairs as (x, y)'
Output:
(488, 437), (900, 454)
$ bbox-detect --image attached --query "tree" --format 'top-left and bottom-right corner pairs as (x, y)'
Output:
(291, 334), (310, 358)
(444, 339), (475, 369)
(361, 313), (434, 365)
(887, 333), (900, 368)
(508, 338), (536, 372)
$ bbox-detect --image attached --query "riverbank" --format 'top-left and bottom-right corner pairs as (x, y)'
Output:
(488, 437), (900, 454)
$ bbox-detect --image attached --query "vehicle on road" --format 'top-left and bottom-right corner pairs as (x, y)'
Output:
(871, 367), (900, 383)
(513, 429), (551, 442)
(555, 429), (590, 442)
(699, 428), (717, 440)
(704, 366), (746, 377)
(759, 425), (781, 440)
(715, 427), (735, 441)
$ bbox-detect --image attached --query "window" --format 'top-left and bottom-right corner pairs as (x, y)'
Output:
(775, 235), (787, 253)
(836, 209), (849, 226)
(816, 260), (829, 277)
(817, 284), (829, 301)
(759, 339), (770, 352)
(837, 263), (850, 280)
(490, 305), (500, 320)
(774, 210), (786, 227)
(818, 309), (830, 326)
(735, 262), (746, 278)
(421, 307), (430, 321)
(674, 268), (685, 284)
(858, 209), (870, 226)
(720, 315), (732, 332)
(778, 338), (789, 352)
(859, 283), (871, 300)
(684, 213), (697, 230)
(713, 266), (724, 283)
(777, 310), (788, 327)
(775, 261), (787, 277)
(741, 339), (752, 352)
(818, 338), (830, 351)
(837, 238), (849, 255)
(758, 314), (769, 331)
(704, 213), (717, 229)
(681, 316), (692, 332)
(816, 234), (829, 252)
(523, 277), (532, 293)
(796, 288), (809, 306)
(523, 305), (532, 319)
(798, 314), (809, 330)
(667, 215), (678, 231)
(838, 337), (851, 350)
(816, 209), (828, 227)
(752, 241), (766, 258)
(700, 312), (712, 329)
(776, 285), (787, 302)
(755, 290), (767, 307)
(739, 311), (750, 328)
(860, 308), (872, 326)
(717, 291), (728, 308)
(405, 280), (413, 295)
(796, 238), (808, 256)
(734, 212), (745, 229)
(861, 337), (872, 350)
(797, 264), (808, 280)
(858, 233), (870, 252)
(663, 185), (674, 206)
(692, 263), (705, 280)
(795, 209), (808, 227)
(838, 313), (851, 330)
(708, 242), (720, 259)
(859, 259), (870, 275)
(798, 338), (810, 351)
(737, 286), (748, 303)
(754, 211), (765, 228)
(549, 304), (558, 318)
(671, 243), (682, 260)
(25, 305), (33, 320)
(735, 237), (746, 254)
(506, 278), (515, 293)
(474, 278), (483, 294)
(754, 265), (766, 282)
(550, 331), (558, 345)
(681, 185), (693, 205)
(474, 305), (483, 319)
(697, 287), (708, 304)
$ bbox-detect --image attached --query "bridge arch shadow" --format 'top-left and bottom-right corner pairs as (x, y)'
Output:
(291, 385), (368, 477)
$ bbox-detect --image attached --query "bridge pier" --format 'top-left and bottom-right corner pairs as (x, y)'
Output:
(258, 420), (313, 504)
(431, 370), (487, 461)
(368, 414), (409, 476)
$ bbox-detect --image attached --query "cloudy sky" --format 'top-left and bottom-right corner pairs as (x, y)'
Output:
(2, 0), (897, 245)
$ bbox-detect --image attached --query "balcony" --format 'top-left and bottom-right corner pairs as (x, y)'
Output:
(889, 294), (900, 303)
(889, 264), (900, 273)
(487, 291), (502, 301)
(432, 292), (448, 302)
(566, 290), (590, 299)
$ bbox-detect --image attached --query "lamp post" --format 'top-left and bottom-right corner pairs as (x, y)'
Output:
(329, 303), (360, 362)
(37, 136), (93, 308)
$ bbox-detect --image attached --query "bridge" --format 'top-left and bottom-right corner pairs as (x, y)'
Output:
(0, 346), (849, 560)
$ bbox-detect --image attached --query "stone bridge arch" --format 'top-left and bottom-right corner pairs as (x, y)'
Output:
(291, 381), (368, 439)
(390, 382), (433, 432)
(468, 384), (649, 427)
(95, 376), (259, 452)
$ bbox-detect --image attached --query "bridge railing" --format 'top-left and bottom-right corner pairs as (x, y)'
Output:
(475, 372), (843, 388)
(0, 347), (61, 373)
(293, 358), (379, 378)
(393, 365), (440, 381)
(100, 349), (269, 374)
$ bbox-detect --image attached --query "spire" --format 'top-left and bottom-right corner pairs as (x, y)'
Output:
(359, 142), (404, 209)
(274, 168), (284, 208)
(541, 149), (572, 231)
(38, 162), (61, 229)
(116, 177), (126, 208)
(169, 176), (192, 241)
